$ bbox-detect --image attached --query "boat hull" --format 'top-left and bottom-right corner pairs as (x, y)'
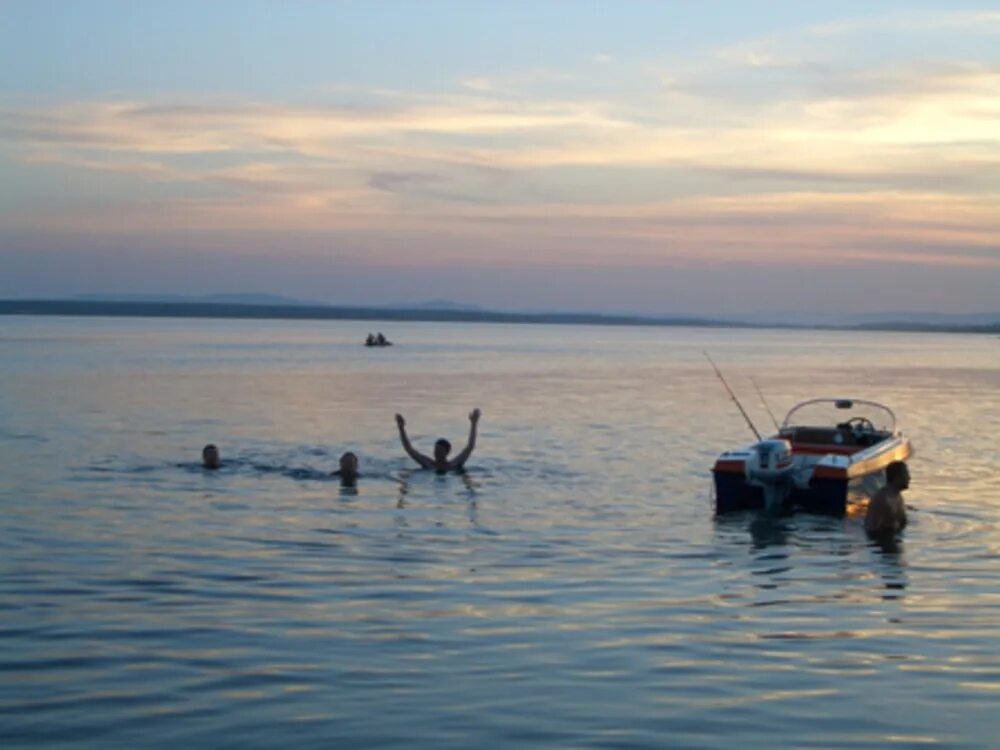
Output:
(713, 471), (851, 515)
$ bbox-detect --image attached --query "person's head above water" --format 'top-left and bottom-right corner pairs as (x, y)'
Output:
(885, 460), (910, 491)
(202, 444), (220, 470)
(433, 438), (452, 464)
(338, 451), (359, 480)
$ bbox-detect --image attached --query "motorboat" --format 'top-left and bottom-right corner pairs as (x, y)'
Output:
(713, 398), (912, 515)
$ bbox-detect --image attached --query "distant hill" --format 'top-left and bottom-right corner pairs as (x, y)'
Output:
(2, 298), (996, 334)
(70, 293), (490, 312)
(848, 311), (1000, 327)
(0, 299), (750, 329)
(394, 299), (487, 312)
(63, 295), (998, 329)
(742, 309), (1000, 328)
(73, 292), (319, 306)
(201, 293), (320, 307)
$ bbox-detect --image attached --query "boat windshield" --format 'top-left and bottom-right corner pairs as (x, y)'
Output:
(781, 398), (896, 432)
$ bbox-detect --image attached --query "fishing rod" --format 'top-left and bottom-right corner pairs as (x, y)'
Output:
(703, 351), (762, 441)
(751, 376), (781, 432)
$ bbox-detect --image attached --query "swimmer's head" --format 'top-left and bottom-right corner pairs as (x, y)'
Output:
(338, 451), (359, 479)
(202, 444), (220, 470)
(434, 438), (451, 463)
(886, 460), (909, 490)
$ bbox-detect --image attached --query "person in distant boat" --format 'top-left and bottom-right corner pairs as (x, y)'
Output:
(395, 409), (481, 472)
(331, 451), (360, 484)
(202, 444), (221, 470)
(365, 333), (376, 346)
(376, 332), (388, 346)
(865, 461), (909, 536)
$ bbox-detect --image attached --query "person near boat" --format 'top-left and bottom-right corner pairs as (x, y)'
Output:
(865, 461), (909, 535)
(395, 409), (481, 472)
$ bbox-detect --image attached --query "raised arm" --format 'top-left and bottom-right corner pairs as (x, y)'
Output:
(449, 408), (481, 470)
(396, 413), (434, 469)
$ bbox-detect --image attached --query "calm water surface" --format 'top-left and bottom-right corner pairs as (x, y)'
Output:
(1, 317), (998, 748)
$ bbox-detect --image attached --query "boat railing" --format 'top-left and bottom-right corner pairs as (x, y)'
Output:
(781, 398), (897, 432)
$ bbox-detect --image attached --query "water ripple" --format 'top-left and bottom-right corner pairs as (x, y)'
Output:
(1, 320), (998, 748)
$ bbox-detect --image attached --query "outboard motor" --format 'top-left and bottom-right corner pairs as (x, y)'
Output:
(745, 439), (794, 514)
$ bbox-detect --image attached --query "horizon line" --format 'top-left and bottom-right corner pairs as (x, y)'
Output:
(1, 298), (997, 335)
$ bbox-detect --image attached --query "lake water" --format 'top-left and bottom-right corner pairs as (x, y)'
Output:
(1, 316), (998, 748)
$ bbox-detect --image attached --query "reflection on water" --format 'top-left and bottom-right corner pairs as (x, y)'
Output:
(0, 317), (997, 748)
(746, 515), (790, 550)
(871, 538), (909, 599)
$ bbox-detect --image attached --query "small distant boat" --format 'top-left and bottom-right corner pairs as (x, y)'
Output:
(365, 334), (393, 347)
(713, 398), (912, 515)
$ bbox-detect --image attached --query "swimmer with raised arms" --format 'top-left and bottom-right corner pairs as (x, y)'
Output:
(395, 409), (481, 473)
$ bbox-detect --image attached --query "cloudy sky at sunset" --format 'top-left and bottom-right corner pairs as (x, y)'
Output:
(1, 1), (998, 316)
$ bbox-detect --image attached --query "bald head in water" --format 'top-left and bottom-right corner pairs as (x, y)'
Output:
(334, 451), (359, 483)
(433, 438), (452, 466)
(202, 444), (220, 470)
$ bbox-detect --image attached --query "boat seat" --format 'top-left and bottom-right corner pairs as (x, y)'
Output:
(786, 427), (855, 445)
(777, 427), (859, 456)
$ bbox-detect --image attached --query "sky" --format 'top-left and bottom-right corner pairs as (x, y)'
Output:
(1, 1), (998, 316)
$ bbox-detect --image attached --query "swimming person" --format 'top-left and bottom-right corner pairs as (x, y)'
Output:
(202, 444), (221, 470)
(331, 451), (360, 484)
(395, 409), (481, 472)
(865, 460), (910, 535)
